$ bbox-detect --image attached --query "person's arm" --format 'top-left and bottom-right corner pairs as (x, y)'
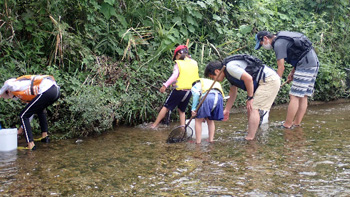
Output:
(191, 82), (201, 112)
(223, 86), (238, 121)
(240, 72), (254, 113)
(276, 58), (285, 77)
(287, 67), (295, 82)
(161, 64), (179, 92)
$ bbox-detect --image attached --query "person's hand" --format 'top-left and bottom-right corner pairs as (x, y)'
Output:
(287, 72), (294, 82)
(191, 110), (197, 117)
(223, 109), (230, 121)
(160, 85), (166, 93)
(246, 99), (253, 113)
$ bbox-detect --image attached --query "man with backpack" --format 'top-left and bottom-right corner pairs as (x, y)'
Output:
(205, 54), (280, 140)
(254, 31), (319, 129)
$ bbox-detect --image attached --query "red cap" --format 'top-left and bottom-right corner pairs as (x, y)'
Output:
(173, 45), (188, 61)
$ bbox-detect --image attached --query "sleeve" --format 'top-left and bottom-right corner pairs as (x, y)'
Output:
(0, 79), (18, 99)
(163, 64), (179, 88)
(226, 61), (246, 80)
(0, 83), (9, 95)
(191, 82), (202, 111)
(274, 39), (290, 60)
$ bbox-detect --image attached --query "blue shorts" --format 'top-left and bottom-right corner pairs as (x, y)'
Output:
(196, 91), (224, 121)
(164, 89), (192, 112)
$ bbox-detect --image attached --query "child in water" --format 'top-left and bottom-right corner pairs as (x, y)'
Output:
(151, 45), (199, 129)
(191, 78), (224, 143)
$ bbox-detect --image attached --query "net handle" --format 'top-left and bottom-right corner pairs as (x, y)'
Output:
(185, 65), (226, 128)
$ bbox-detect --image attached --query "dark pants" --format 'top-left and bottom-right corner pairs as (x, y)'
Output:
(20, 85), (60, 143)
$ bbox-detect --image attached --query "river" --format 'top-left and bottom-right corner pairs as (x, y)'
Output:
(1, 100), (350, 196)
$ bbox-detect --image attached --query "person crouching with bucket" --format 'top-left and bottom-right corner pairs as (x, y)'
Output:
(0, 75), (60, 150)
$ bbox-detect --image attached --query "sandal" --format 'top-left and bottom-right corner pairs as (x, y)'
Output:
(34, 136), (50, 143)
(17, 145), (36, 150)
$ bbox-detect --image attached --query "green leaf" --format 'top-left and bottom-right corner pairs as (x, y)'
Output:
(192, 11), (203, 19)
(197, 1), (206, 8)
(186, 15), (195, 25)
(188, 25), (195, 33)
(213, 14), (221, 21)
(104, 0), (115, 6)
(172, 17), (182, 25)
(100, 3), (112, 19)
(116, 15), (128, 28)
(239, 25), (252, 34)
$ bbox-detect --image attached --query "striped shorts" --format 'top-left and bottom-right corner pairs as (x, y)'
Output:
(290, 49), (319, 97)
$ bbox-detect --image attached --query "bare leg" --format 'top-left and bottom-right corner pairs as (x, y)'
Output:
(293, 96), (308, 126)
(178, 108), (186, 126)
(207, 119), (215, 143)
(195, 118), (203, 144)
(42, 132), (48, 138)
(284, 95), (300, 128)
(246, 109), (259, 140)
(28, 141), (35, 149)
(18, 127), (23, 135)
(151, 107), (169, 128)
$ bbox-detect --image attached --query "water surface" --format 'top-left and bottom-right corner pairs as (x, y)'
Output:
(1, 101), (350, 196)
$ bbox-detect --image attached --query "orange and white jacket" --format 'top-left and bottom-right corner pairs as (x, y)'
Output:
(0, 75), (56, 102)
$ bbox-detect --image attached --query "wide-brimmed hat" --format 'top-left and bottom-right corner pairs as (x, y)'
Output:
(173, 45), (188, 61)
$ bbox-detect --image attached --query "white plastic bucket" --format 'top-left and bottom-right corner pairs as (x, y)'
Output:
(0, 128), (18, 152)
(185, 119), (209, 139)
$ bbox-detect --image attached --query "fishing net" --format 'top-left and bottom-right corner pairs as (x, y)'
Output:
(166, 124), (193, 143)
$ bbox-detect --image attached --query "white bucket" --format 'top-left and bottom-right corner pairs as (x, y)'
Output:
(0, 128), (18, 152)
(185, 119), (209, 139)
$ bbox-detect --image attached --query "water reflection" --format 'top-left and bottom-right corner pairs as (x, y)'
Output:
(0, 101), (350, 196)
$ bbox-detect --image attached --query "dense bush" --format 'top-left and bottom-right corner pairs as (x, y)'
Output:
(0, 0), (349, 138)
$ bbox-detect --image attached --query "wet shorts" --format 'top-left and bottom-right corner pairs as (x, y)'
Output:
(164, 89), (191, 112)
(291, 49), (319, 97)
(196, 90), (224, 121)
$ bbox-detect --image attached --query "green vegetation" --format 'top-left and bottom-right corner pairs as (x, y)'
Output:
(1, 0), (349, 138)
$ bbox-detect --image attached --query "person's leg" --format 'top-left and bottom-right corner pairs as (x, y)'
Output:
(195, 118), (203, 143)
(246, 109), (260, 140)
(20, 95), (46, 149)
(36, 85), (59, 140)
(293, 96), (308, 126)
(151, 107), (169, 128)
(178, 108), (186, 127)
(284, 95), (300, 128)
(207, 119), (215, 143)
(37, 110), (48, 138)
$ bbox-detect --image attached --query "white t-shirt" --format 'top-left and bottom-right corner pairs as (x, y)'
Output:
(226, 60), (278, 80)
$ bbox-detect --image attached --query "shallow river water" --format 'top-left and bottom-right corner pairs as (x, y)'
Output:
(1, 101), (350, 196)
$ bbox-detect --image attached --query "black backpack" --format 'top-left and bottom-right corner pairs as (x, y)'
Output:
(223, 54), (265, 82)
(274, 31), (313, 63)
(222, 54), (265, 91)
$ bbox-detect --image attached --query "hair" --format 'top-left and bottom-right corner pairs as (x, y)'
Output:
(266, 32), (274, 39)
(177, 48), (188, 60)
(204, 61), (223, 77)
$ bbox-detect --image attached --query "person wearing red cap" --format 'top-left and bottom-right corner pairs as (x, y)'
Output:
(150, 45), (199, 129)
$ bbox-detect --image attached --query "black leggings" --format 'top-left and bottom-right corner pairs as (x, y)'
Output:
(20, 85), (60, 143)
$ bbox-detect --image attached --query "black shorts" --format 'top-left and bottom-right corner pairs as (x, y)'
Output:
(164, 89), (191, 112)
